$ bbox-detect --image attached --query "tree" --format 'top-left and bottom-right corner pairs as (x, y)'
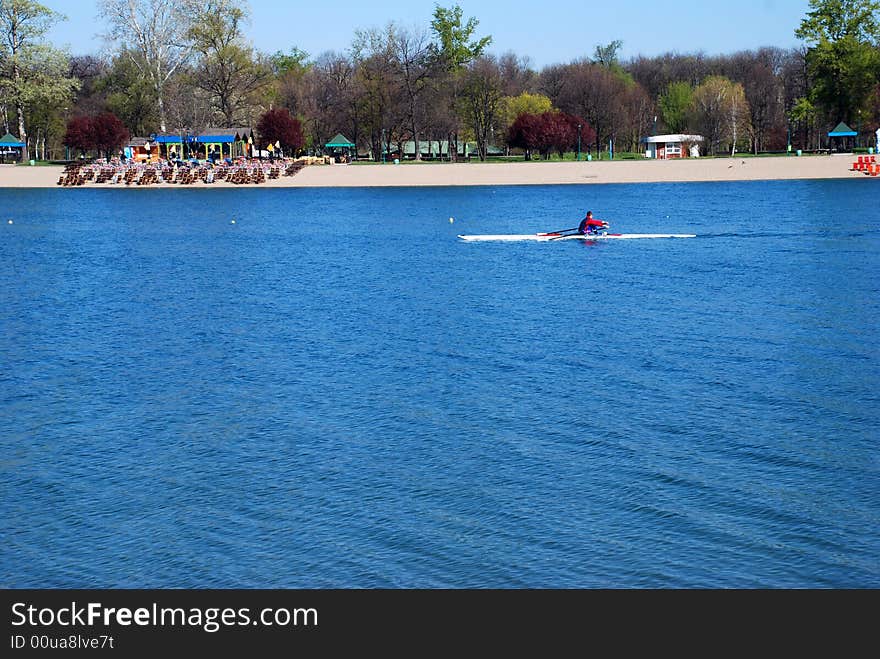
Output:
(729, 49), (787, 152)
(0, 0), (78, 158)
(429, 4), (492, 160)
(257, 107), (304, 153)
(795, 0), (880, 125)
(508, 111), (594, 160)
(99, 0), (198, 133)
(301, 51), (358, 156)
(351, 25), (400, 161)
(429, 4), (492, 72)
(507, 112), (542, 159)
(593, 40), (623, 68)
(68, 55), (109, 116)
(188, 0), (271, 126)
(619, 81), (653, 152)
(459, 55), (503, 160)
(539, 112), (591, 159)
(554, 61), (625, 155)
(691, 76), (751, 154)
(63, 114), (92, 155)
(659, 81), (693, 133)
(97, 51), (160, 137)
(497, 91), (552, 151)
(790, 96), (820, 149)
(270, 47), (311, 118)
(62, 111), (129, 158)
(393, 26), (434, 160)
(497, 52), (535, 96)
(90, 111), (129, 158)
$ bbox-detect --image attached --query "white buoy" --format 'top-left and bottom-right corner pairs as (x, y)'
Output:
(230, 219), (236, 224)
(449, 217), (454, 224)
(7, 220), (12, 225)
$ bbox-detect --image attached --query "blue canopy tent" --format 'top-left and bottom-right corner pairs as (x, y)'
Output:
(152, 133), (195, 161)
(0, 133), (25, 163)
(151, 129), (252, 161)
(828, 122), (858, 152)
(193, 129), (252, 161)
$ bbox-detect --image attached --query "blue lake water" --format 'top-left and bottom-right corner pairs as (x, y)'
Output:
(1, 180), (878, 588)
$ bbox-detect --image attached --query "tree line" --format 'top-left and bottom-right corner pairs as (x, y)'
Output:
(1, 0), (878, 162)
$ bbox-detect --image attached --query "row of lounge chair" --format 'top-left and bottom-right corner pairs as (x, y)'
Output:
(56, 160), (309, 187)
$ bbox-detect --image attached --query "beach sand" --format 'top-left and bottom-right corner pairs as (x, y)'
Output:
(0, 154), (867, 188)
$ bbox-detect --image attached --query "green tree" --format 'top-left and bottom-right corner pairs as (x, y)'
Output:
(691, 76), (751, 155)
(98, 51), (160, 137)
(498, 91), (553, 128)
(268, 48), (312, 118)
(593, 40), (623, 68)
(790, 96), (820, 148)
(188, 0), (271, 126)
(795, 0), (880, 124)
(0, 0), (78, 158)
(429, 4), (492, 161)
(429, 4), (492, 72)
(497, 91), (552, 148)
(659, 81), (693, 133)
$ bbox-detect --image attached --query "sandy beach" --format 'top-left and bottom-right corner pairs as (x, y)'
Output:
(0, 153), (868, 188)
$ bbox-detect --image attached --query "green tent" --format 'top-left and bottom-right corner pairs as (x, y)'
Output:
(0, 133), (25, 147)
(828, 122), (857, 138)
(0, 133), (25, 163)
(325, 133), (355, 148)
(828, 122), (858, 151)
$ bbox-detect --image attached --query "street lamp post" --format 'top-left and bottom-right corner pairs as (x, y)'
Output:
(858, 109), (862, 150)
(787, 122), (791, 156)
(381, 129), (386, 164)
(577, 124), (582, 161)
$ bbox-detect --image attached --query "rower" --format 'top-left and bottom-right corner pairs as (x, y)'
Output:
(578, 211), (609, 235)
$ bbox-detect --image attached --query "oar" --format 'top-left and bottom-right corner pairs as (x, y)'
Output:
(537, 226), (579, 236)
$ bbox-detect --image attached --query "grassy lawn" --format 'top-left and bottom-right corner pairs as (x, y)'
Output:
(349, 150), (836, 165)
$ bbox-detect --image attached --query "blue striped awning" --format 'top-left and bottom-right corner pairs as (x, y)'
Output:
(194, 135), (238, 143)
(152, 135), (192, 144)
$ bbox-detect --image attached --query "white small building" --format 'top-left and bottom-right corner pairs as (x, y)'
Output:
(642, 134), (704, 159)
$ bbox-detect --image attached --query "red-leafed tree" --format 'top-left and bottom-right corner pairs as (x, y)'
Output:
(507, 112), (542, 160)
(547, 112), (594, 158)
(63, 116), (94, 156)
(90, 113), (130, 159)
(63, 113), (129, 159)
(257, 108), (305, 154)
(508, 111), (594, 160)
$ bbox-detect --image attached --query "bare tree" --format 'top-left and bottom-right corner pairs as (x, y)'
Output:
(459, 55), (503, 160)
(497, 51), (536, 96)
(393, 25), (434, 160)
(99, 0), (199, 132)
(302, 51), (358, 154)
(556, 60), (625, 155)
(351, 25), (401, 161)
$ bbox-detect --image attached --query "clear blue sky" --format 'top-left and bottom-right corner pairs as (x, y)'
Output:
(43, 0), (810, 67)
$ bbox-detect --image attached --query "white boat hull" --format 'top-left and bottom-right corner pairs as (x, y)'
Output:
(457, 233), (696, 242)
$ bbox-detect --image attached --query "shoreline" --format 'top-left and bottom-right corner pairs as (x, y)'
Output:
(0, 154), (868, 188)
